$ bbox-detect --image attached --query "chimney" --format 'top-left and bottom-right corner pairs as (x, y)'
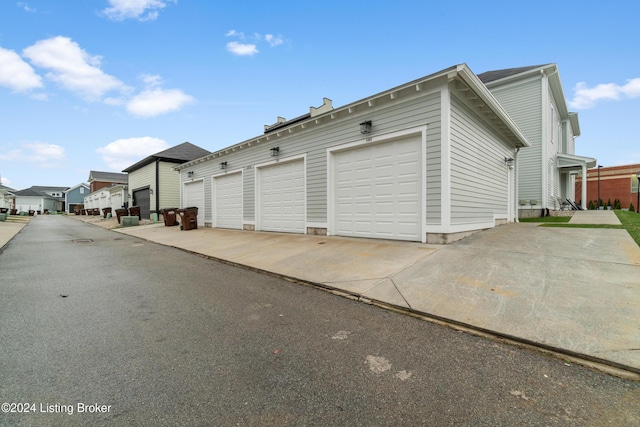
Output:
(264, 116), (287, 132)
(310, 98), (333, 117)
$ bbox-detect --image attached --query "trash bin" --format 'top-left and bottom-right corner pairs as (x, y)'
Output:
(28, 210), (35, 216)
(10, 209), (17, 215)
(102, 207), (112, 219)
(128, 206), (141, 220)
(92, 208), (100, 216)
(115, 208), (128, 224)
(177, 207), (198, 230)
(0, 208), (8, 214)
(161, 208), (179, 226)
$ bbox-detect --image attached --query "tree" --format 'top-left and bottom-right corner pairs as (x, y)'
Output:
(588, 200), (596, 210)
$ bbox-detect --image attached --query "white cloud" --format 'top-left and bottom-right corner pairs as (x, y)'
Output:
(17, 2), (36, 12)
(226, 41), (259, 56)
(127, 87), (194, 117)
(0, 142), (66, 168)
(224, 30), (285, 56)
(265, 34), (283, 47)
(97, 137), (169, 170)
(22, 36), (126, 101)
(225, 29), (244, 38)
(102, 0), (176, 21)
(570, 77), (640, 109)
(0, 46), (43, 92)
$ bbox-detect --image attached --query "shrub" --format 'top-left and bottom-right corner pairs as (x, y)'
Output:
(588, 200), (596, 210)
(630, 202), (636, 213)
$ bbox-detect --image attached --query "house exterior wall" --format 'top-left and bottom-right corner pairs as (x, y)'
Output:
(84, 189), (111, 210)
(128, 162), (155, 209)
(486, 76), (543, 207)
(449, 94), (514, 226)
(158, 161), (181, 210)
(65, 185), (87, 213)
(181, 86), (443, 229)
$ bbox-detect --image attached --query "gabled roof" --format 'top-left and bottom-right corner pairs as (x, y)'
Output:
(14, 186), (67, 198)
(477, 64), (551, 84)
(0, 184), (16, 193)
(122, 142), (210, 173)
(64, 182), (90, 193)
(478, 63), (580, 137)
(176, 63), (530, 170)
(88, 171), (128, 183)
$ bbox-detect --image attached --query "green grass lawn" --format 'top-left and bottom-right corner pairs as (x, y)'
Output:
(520, 211), (640, 247)
(519, 216), (571, 223)
(615, 209), (640, 246)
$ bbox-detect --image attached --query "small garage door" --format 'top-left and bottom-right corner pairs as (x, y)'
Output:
(333, 136), (421, 241)
(183, 180), (205, 225)
(133, 188), (150, 219)
(259, 159), (305, 233)
(112, 192), (122, 209)
(213, 172), (242, 229)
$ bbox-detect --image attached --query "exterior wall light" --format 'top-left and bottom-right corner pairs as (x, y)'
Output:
(504, 157), (514, 168)
(187, 171), (194, 178)
(220, 161), (227, 170)
(360, 120), (372, 134)
(270, 147), (280, 157)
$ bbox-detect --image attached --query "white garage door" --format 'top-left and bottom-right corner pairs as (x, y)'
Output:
(213, 172), (242, 229)
(333, 136), (422, 241)
(259, 159), (305, 233)
(112, 193), (122, 209)
(183, 180), (205, 225)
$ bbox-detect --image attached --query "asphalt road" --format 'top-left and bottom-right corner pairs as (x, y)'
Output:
(1, 215), (639, 426)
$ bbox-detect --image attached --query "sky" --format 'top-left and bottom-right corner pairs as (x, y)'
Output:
(1, 0), (639, 190)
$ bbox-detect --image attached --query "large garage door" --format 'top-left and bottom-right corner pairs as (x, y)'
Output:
(333, 136), (421, 241)
(132, 188), (150, 219)
(259, 159), (305, 233)
(213, 172), (242, 229)
(183, 180), (205, 225)
(112, 193), (122, 210)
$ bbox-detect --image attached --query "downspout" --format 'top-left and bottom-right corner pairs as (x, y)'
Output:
(514, 147), (520, 223)
(155, 158), (160, 214)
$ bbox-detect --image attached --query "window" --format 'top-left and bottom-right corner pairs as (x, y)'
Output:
(633, 175), (639, 193)
(80, 187), (85, 194)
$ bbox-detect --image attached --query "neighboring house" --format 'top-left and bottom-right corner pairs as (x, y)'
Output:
(84, 187), (112, 212)
(64, 183), (89, 214)
(175, 64), (530, 244)
(575, 163), (640, 210)
(14, 186), (68, 213)
(122, 142), (210, 219)
(0, 184), (16, 210)
(88, 171), (128, 193)
(84, 171), (128, 214)
(478, 64), (596, 217)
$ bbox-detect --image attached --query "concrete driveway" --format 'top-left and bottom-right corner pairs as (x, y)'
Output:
(107, 212), (640, 374)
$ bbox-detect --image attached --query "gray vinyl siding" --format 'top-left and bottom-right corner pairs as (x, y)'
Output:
(182, 89), (442, 226)
(486, 78), (543, 203)
(128, 163), (155, 207)
(449, 95), (511, 224)
(158, 161), (181, 210)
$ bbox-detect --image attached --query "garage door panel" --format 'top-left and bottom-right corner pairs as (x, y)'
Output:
(259, 160), (305, 233)
(214, 173), (242, 229)
(333, 136), (421, 241)
(184, 180), (205, 225)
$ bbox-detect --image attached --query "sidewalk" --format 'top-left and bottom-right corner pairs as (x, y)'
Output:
(569, 210), (622, 225)
(111, 218), (640, 376)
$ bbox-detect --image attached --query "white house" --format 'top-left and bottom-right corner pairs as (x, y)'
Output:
(478, 64), (596, 216)
(175, 64), (530, 244)
(122, 142), (210, 219)
(0, 184), (16, 210)
(14, 186), (67, 213)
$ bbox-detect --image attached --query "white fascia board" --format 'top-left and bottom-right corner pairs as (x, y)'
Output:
(455, 64), (531, 148)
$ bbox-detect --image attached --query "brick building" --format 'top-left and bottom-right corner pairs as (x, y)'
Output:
(575, 163), (640, 210)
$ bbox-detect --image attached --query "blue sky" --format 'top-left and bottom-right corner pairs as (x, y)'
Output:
(1, 0), (639, 190)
